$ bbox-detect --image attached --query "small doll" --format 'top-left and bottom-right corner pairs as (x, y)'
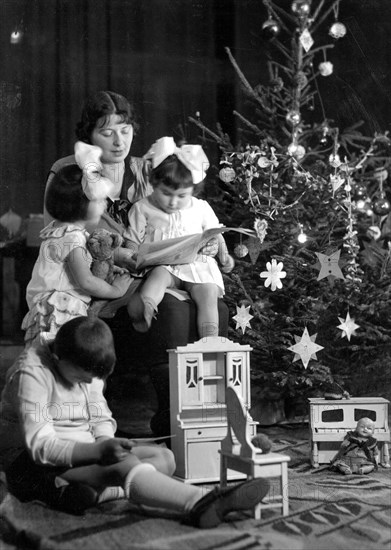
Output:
(332, 417), (379, 475)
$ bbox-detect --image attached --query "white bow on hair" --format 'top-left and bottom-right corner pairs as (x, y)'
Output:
(144, 136), (209, 184)
(74, 141), (114, 201)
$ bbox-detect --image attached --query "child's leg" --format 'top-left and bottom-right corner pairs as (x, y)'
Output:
(188, 282), (220, 338)
(358, 464), (375, 474)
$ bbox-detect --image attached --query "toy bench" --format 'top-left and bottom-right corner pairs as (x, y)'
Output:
(308, 397), (390, 468)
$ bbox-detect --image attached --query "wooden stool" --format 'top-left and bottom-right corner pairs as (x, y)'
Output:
(219, 386), (290, 519)
(309, 397), (391, 468)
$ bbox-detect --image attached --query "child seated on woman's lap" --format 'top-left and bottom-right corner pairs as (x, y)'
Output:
(123, 136), (234, 337)
(0, 317), (270, 526)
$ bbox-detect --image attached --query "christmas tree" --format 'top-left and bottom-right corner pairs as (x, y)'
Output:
(191, 0), (391, 414)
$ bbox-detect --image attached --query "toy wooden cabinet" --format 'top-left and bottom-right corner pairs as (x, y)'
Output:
(168, 337), (258, 483)
(309, 397), (390, 467)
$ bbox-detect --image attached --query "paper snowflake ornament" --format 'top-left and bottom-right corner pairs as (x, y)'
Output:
(233, 305), (254, 334)
(315, 249), (345, 281)
(337, 312), (360, 341)
(288, 327), (324, 369)
(260, 259), (286, 291)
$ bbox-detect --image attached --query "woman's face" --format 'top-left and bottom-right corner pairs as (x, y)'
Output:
(91, 114), (133, 164)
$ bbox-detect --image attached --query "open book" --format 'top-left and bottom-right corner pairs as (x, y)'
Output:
(135, 226), (256, 270)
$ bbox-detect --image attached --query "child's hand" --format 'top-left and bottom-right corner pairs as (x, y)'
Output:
(111, 273), (132, 296)
(199, 238), (219, 257)
(113, 265), (128, 276)
(220, 254), (235, 274)
(98, 438), (133, 464)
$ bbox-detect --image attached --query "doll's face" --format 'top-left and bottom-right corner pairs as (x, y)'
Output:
(356, 418), (375, 438)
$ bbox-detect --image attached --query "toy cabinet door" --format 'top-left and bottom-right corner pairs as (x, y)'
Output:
(179, 353), (205, 406)
(226, 352), (249, 405)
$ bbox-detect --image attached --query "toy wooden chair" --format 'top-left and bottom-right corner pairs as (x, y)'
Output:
(219, 386), (290, 519)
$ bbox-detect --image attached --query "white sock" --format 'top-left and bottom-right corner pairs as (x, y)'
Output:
(97, 486), (125, 503)
(124, 463), (203, 513)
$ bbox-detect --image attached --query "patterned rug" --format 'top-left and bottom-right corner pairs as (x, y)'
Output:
(1, 425), (390, 550)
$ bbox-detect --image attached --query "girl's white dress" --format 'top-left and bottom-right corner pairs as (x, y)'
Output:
(21, 221), (93, 345)
(123, 196), (225, 295)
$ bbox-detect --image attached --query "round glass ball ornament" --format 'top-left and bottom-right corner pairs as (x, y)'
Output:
(372, 197), (391, 216)
(219, 166), (236, 183)
(286, 109), (301, 126)
(329, 22), (347, 39)
(374, 168), (388, 183)
(262, 18), (281, 40)
(234, 244), (249, 258)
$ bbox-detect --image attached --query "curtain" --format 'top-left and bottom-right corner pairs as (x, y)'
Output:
(0, 0), (226, 218)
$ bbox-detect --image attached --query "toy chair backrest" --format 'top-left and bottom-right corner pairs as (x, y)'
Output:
(224, 385), (255, 459)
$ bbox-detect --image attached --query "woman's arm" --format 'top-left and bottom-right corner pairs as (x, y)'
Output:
(67, 247), (131, 299)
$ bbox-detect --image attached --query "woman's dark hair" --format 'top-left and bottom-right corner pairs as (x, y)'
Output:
(150, 155), (194, 190)
(75, 90), (138, 143)
(54, 317), (116, 379)
(45, 164), (90, 222)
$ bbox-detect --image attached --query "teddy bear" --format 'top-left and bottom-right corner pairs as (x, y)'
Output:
(87, 228), (124, 284)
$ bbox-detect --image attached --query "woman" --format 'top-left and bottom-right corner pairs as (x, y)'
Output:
(44, 90), (153, 271)
(43, 91), (229, 437)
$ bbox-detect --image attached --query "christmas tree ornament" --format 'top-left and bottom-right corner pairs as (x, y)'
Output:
(233, 304), (254, 334)
(374, 168), (388, 183)
(219, 166), (236, 183)
(270, 76), (284, 92)
(315, 249), (345, 281)
(287, 142), (306, 160)
(328, 152), (341, 167)
(319, 61), (333, 76)
(351, 182), (367, 200)
(372, 197), (391, 216)
(291, 0), (311, 18)
(366, 225), (381, 241)
(234, 243), (249, 258)
(254, 218), (268, 243)
(297, 226), (307, 243)
(260, 259), (287, 291)
(330, 173), (345, 194)
(329, 22), (347, 39)
(337, 312), (360, 341)
(246, 237), (262, 264)
(262, 18), (281, 40)
(286, 109), (301, 126)
(299, 29), (314, 52)
(288, 327), (324, 369)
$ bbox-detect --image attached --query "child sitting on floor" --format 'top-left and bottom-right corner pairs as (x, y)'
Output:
(0, 317), (269, 527)
(332, 417), (379, 475)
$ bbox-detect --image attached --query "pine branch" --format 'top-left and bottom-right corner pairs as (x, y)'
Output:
(188, 116), (232, 149)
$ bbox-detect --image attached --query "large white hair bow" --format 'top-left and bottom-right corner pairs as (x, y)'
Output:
(74, 141), (114, 200)
(144, 136), (209, 184)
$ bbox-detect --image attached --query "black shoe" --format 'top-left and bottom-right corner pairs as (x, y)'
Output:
(53, 483), (98, 515)
(183, 478), (270, 529)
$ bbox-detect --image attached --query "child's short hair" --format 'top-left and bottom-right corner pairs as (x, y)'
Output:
(150, 155), (193, 190)
(45, 164), (90, 222)
(75, 90), (139, 143)
(54, 317), (116, 379)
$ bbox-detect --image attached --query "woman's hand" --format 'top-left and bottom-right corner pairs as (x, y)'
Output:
(98, 438), (134, 465)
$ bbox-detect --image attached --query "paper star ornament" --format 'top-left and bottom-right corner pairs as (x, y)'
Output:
(315, 249), (345, 281)
(337, 312), (360, 341)
(288, 327), (324, 369)
(233, 305), (254, 334)
(260, 259), (286, 291)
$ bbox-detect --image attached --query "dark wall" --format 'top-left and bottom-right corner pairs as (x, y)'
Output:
(0, 0), (390, 219)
